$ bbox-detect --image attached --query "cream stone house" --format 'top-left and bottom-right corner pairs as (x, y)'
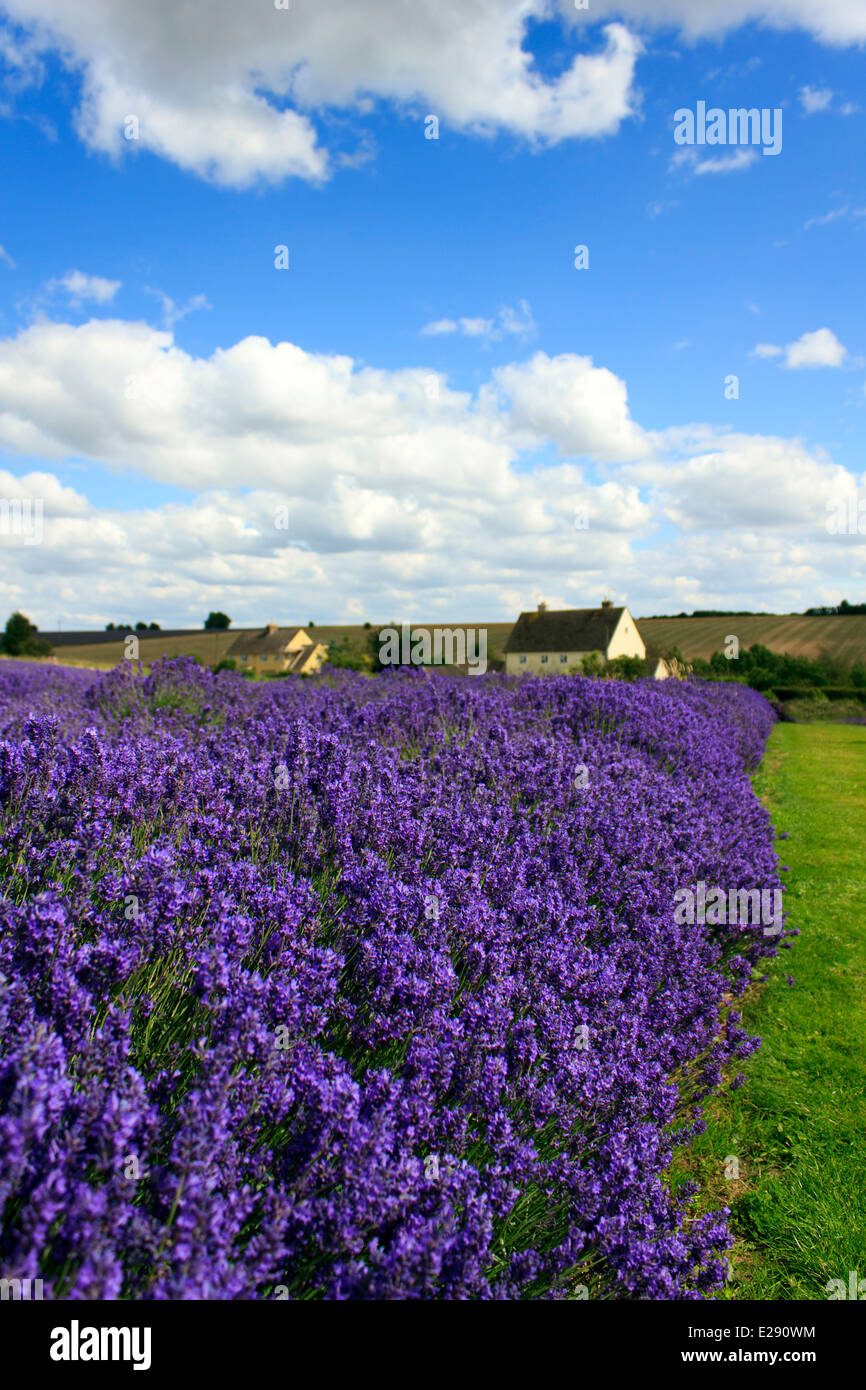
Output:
(227, 624), (328, 676)
(643, 641), (674, 680)
(504, 602), (647, 675)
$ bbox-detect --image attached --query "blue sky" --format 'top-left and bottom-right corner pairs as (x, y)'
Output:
(0, 1), (864, 628)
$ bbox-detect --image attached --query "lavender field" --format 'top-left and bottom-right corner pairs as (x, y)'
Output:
(0, 658), (788, 1300)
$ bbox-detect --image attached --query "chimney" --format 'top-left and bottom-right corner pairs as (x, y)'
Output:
(537, 601), (548, 613)
(266, 622), (279, 633)
(600, 598), (613, 609)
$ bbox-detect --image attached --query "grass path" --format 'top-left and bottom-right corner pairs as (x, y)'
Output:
(686, 721), (866, 1299)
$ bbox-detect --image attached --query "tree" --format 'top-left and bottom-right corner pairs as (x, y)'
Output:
(149, 622), (160, 630)
(2, 611), (51, 657)
(204, 611), (231, 630)
(580, 651), (604, 677)
(606, 655), (645, 683)
(366, 624), (444, 672)
(135, 621), (147, 631)
(105, 622), (115, 631)
(325, 637), (368, 671)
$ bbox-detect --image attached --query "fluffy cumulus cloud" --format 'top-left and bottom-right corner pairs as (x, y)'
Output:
(562, 0), (866, 44)
(627, 433), (852, 531)
(4, 0), (864, 191)
(47, 269), (121, 304)
(0, 467), (90, 516)
(0, 1), (644, 187)
(1, 1), (862, 187)
(0, 314), (862, 626)
(492, 351), (651, 463)
(754, 327), (849, 369)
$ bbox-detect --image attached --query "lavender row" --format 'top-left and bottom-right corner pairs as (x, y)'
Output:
(0, 658), (786, 1299)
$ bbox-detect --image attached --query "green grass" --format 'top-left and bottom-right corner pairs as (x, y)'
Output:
(682, 721), (866, 1298)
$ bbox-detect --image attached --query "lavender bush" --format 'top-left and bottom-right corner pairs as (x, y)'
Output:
(0, 657), (786, 1299)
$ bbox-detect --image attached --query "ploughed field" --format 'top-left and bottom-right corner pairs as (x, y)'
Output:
(0, 658), (788, 1299)
(639, 613), (866, 665)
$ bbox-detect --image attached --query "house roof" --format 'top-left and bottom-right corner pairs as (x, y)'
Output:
(226, 626), (306, 656)
(504, 608), (627, 654)
(288, 643), (326, 673)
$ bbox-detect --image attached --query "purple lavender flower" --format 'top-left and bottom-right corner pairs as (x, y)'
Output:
(0, 658), (787, 1299)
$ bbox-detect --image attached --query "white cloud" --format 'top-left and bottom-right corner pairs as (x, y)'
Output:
(797, 86), (859, 117)
(804, 206), (866, 230)
(565, 1), (866, 44)
(0, 467), (90, 516)
(0, 3), (643, 187)
(798, 85), (834, 114)
(492, 351), (651, 463)
(48, 269), (121, 304)
(627, 433), (849, 531)
(0, 314), (861, 627)
(144, 288), (210, 330)
(421, 319), (460, 337)
(0, 244), (15, 268)
(754, 327), (849, 369)
(0, 320), (648, 486)
(785, 328), (848, 369)
(670, 147), (759, 176)
(1, 2), (862, 188)
(421, 301), (535, 342)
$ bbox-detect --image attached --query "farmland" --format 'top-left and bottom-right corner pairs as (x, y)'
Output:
(43, 623), (518, 673)
(41, 614), (866, 675)
(0, 658), (786, 1298)
(638, 614), (866, 666)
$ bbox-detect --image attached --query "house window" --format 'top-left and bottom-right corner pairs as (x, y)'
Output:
(519, 655), (527, 665)
(559, 654), (567, 664)
(540, 654), (549, 665)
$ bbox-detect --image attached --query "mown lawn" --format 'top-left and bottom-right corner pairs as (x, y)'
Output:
(683, 721), (866, 1299)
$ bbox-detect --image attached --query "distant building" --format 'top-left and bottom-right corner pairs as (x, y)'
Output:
(226, 623), (328, 675)
(642, 641), (674, 680)
(504, 601), (647, 675)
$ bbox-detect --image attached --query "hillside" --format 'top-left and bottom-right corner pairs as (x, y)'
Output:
(45, 622), (517, 671)
(41, 614), (866, 673)
(638, 615), (866, 665)
(46, 629), (244, 670)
